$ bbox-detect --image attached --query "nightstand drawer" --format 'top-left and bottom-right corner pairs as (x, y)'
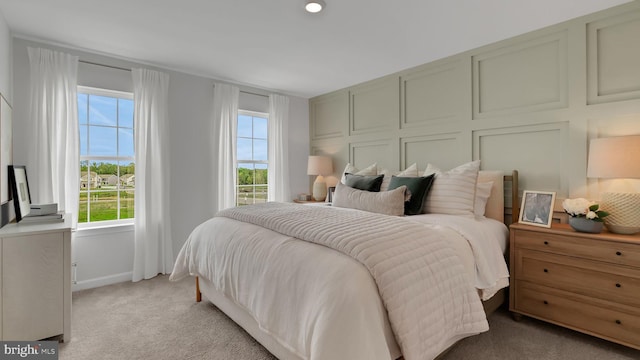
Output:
(516, 281), (640, 349)
(514, 229), (640, 268)
(516, 249), (640, 307)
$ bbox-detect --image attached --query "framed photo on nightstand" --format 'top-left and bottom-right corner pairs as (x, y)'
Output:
(326, 186), (335, 203)
(518, 190), (555, 228)
(8, 165), (31, 222)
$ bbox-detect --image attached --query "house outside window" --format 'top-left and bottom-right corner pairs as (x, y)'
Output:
(78, 86), (135, 225)
(236, 110), (268, 206)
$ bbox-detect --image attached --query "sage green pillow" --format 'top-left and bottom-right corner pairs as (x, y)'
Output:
(388, 174), (435, 215)
(344, 173), (384, 192)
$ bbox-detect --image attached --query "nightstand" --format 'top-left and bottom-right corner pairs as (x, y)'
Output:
(0, 216), (72, 342)
(509, 223), (640, 349)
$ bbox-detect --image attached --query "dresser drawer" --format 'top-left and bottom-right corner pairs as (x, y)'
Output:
(516, 249), (640, 307)
(513, 229), (640, 268)
(515, 281), (640, 349)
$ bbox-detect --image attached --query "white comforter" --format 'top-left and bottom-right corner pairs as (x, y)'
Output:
(406, 214), (510, 300)
(171, 205), (509, 360)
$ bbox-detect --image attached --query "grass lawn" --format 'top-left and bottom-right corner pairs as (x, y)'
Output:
(79, 190), (134, 223)
(237, 186), (267, 206)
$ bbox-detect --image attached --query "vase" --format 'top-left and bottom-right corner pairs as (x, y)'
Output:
(569, 216), (603, 234)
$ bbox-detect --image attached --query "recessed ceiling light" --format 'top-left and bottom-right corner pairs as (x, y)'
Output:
(305, 0), (325, 13)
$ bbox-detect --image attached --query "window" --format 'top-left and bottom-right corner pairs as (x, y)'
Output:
(78, 86), (135, 224)
(236, 111), (268, 206)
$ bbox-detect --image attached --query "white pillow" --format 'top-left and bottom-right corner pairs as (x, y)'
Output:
(341, 163), (378, 184)
(379, 163), (419, 191)
(474, 181), (493, 217)
(422, 160), (480, 215)
(333, 182), (406, 216)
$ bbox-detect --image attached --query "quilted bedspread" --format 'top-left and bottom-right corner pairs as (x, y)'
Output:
(216, 203), (489, 360)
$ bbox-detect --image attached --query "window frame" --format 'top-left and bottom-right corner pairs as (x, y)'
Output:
(77, 86), (135, 229)
(236, 110), (269, 206)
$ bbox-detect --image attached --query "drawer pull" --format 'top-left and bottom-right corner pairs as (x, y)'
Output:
(616, 283), (621, 288)
(616, 251), (622, 256)
(543, 269), (548, 273)
(615, 320), (622, 325)
(543, 300), (548, 305)
(544, 241), (549, 245)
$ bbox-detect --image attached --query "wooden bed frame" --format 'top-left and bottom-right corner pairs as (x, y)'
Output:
(193, 170), (520, 359)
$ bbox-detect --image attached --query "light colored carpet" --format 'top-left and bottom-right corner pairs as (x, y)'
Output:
(60, 276), (639, 360)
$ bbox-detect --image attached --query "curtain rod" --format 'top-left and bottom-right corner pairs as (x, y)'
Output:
(80, 61), (270, 98)
(79, 60), (131, 72)
(240, 90), (268, 98)
(213, 83), (268, 98)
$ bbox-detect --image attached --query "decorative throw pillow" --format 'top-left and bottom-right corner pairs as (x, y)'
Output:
(341, 163), (378, 184)
(474, 181), (494, 217)
(344, 173), (384, 192)
(333, 182), (406, 216)
(422, 160), (480, 216)
(388, 174), (435, 215)
(379, 163), (419, 191)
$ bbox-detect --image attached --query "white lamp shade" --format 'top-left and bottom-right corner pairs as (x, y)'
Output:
(307, 156), (333, 176)
(587, 135), (640, 234)
(587, 135), (640, 179)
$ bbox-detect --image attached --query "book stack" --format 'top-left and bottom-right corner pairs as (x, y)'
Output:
(20, 211), (65, 223)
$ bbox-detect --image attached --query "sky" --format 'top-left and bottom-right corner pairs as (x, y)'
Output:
(79, 94), (134, 159)
(79, 96), (267, 171)
(237, 113), (267, 169)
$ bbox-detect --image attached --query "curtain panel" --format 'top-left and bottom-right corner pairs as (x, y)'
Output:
(212, 83), (239, 213)
(27, 47), (80, 228)
(268, 94), (290, 202)
(132, 68), (173, 282)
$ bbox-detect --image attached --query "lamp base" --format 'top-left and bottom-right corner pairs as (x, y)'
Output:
(601, 192), (640, 235)
(312, 177), (327, 201)
(604, 223), (640, 235)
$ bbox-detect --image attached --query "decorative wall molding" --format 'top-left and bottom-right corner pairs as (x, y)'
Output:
(400, 133), (464, 171)
(349, 139), (394, 170)
(400, 60), (465, 129)
(309, 2), (640, 198)
(349, 76), (399, 136)
(587, 10), (640, 105)
(472, 31), (568, 119)
(473, 122), (569, 196)
(310, 90), (348, 140)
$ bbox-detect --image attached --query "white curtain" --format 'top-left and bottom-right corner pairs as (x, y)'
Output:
(27, 47), (79, 228)
(268, 94), (290, 202)
(212, 83), (239, 213)
(132, 68), (173, 282)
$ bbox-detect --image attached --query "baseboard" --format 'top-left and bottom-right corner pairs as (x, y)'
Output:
(72, 272), (132, 292)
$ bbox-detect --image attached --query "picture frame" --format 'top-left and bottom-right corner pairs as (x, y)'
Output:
(518, 190), (556, 228)
(8, 165), (31, 222)
(326, 186), (336, 203)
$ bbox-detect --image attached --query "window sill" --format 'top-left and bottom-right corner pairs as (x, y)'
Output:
(76, 220), (134, 236)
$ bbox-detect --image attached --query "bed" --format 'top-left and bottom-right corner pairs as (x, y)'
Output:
(170, 169), (519, 360)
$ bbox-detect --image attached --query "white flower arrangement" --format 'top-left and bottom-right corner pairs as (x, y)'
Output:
(562, 198), (609, 222)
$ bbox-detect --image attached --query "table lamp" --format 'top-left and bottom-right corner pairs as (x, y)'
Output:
(307, 155), (333, 201)
(587, 135), (640, 234)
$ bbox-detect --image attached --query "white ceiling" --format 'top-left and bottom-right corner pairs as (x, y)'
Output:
(0, 0), (632, 98)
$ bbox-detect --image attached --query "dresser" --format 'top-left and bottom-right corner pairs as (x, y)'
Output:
(0, 216), (72, 342)
(509, 223), (640, 349)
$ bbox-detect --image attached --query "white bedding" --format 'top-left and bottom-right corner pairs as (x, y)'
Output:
(405, 214), (510, 300)
(171, 205), (509, 360)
